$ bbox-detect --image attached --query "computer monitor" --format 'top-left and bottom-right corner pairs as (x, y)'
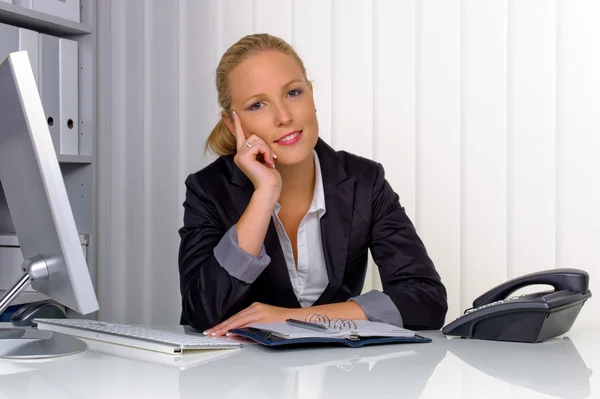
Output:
(0, 51), (99, 358)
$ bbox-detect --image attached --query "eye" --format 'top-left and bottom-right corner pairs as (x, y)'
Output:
(287, 89), (302, 97)
(248, 102), (264, 111)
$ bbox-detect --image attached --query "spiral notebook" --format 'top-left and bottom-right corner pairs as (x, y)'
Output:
(229, 313), (431, 348)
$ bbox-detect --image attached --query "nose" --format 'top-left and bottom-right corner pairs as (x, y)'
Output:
(273, 103), (292, 126)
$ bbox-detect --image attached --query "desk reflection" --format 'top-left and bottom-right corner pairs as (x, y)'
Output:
(445, 336), (592, 399)
(0, 331), (592, 399)
(178, 339), (448, 399)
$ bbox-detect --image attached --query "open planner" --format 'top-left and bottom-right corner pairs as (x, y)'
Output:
(229, 313), (431, 348)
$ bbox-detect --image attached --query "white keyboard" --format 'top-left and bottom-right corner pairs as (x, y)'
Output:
(33, 318), (242, 354)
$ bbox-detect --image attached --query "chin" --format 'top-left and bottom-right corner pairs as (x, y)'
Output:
(276, 153), (310, 166)
(275, 145), (315, 166)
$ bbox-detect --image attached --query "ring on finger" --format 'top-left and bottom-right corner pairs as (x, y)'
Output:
(245, 141), (253, 148)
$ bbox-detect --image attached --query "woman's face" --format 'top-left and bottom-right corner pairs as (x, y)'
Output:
(224, 50), (319, 166)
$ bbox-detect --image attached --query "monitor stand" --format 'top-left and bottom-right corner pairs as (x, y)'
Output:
(0, 256), (50, 316)
(0, 328), (87, 359)
(0, 256), (87, 359)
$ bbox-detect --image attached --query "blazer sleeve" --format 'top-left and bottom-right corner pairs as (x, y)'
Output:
(178, 173), (268, 332)
(368, 163), (448, 330)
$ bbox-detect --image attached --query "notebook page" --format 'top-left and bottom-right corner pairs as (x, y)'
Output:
(247, 322), (349, 339)
(350, 321), (416, 338)
(248, 321), (416, 339)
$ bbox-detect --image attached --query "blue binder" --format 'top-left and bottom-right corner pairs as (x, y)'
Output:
(229, 326), (432, 348)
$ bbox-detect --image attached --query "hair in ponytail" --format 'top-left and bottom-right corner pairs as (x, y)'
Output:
(204, 33), (309, 156)
(205, 118), (237, 156)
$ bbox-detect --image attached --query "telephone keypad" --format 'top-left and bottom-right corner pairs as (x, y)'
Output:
(459, 295), (528, 319)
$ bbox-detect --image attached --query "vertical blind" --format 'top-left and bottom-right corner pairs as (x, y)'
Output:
(96, 0), (600, 324)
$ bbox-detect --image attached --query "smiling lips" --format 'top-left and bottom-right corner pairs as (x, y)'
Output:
(275, 130), (303, 146)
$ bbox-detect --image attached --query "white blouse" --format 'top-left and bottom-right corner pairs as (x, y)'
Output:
(271, 151), (328, 307)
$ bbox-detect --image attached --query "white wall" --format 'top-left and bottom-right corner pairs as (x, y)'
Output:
(96, 0), (600, 325)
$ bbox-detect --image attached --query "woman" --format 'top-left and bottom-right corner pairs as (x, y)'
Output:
(178, 33), (448, 336)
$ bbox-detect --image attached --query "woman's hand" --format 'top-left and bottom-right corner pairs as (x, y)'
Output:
(232, 111), (282, 197)
(204, 302), (299, 336)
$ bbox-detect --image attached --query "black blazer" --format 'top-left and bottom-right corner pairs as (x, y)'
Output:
(178, 138), (448, 332)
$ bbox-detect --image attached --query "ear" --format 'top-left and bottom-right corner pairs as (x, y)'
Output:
(221, 111), (236, 137)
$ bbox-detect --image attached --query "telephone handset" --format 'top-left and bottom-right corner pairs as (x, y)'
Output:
(442, 268), (592, 343)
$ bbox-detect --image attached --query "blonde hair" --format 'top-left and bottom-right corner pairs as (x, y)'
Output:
(205, 33), (310, 156)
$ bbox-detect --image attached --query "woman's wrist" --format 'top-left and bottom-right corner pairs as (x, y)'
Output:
(236, 188), (279, 257)
(286, 308), (305, 321)
(252, 187), (280, 207)
(294, 302), (368, 322)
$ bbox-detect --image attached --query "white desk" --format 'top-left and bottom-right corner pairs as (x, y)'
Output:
(0, 322), (597, 399)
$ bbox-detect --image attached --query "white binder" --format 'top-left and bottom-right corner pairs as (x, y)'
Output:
(58, 37), (79, 155)
(39, 34), (61, 154)
(14, 0), (80, 23)
(39, 34), (78, 156)
(19, 29), (39, 86)
(0, 23), (18, 63)
(0, 23), (39, 86)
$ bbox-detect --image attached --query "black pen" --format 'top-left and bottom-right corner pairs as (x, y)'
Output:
(285, 318), (329, 332)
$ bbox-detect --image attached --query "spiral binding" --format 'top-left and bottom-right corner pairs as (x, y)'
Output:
(305, 312), (358, 331)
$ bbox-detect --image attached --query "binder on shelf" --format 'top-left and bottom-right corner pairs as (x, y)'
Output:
(39, 34), (79, 156)
(0, 23), (17, 63)
(19, 28), (39, 85)
(39, 34), (61, 154)
(59, 37), (79, 156)
(0, 23), (39, 86)
(14, 0), (80, 23)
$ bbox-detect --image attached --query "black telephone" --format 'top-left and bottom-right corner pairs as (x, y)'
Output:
(442, 268), (592, 343)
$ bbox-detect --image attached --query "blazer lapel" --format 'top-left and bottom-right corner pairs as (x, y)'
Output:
(260, 223), (301, 307)
(313, 139), (354, 306)
(226, 158), (300, 308)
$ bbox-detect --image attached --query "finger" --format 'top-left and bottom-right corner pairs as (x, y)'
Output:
(213, 313), (261, 337)
(240, 142), (274, 168)
(208, 317), (235, 335)
(250, 143), (275, 167)
(242, 136), (276, 167)
(212, 308), (261, 336)
(207, 308), (258, 335)
(219, 308), (258, 329)
(206, 313), (238, 335)
(232, 111), (247, 152)
(245, 135), (277, 165)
